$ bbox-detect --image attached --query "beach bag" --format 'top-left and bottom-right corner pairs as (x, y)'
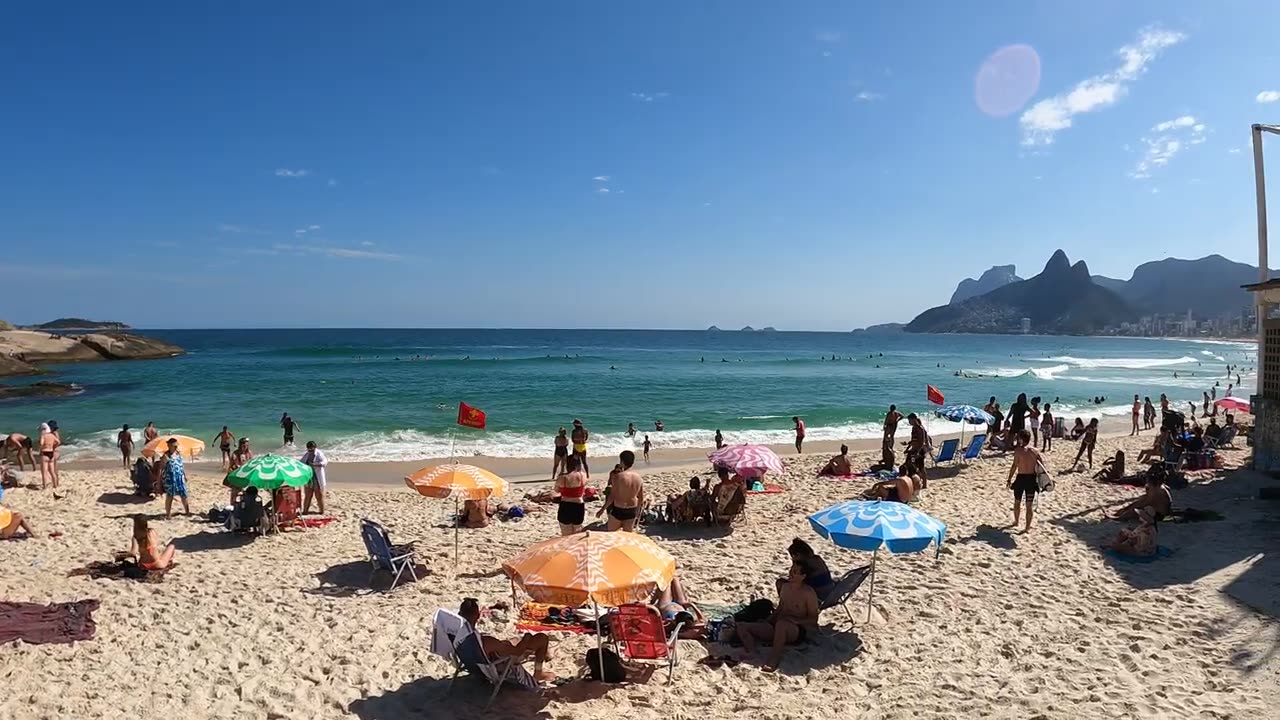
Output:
(1035, 461), (1055, 492)
(585, 647), (626, 682)
(734, 598), (775, 623)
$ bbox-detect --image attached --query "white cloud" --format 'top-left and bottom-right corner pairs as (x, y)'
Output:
(1131, 115), (1206, 179)
(815, 30), (844, 43)
(854, 91), (883, 103)
(308, 224), (321, 230)
(1228, 147), (1242, 154)
(272, 243), (400, 261)
(592, 175), (610, 182)
(327, 178), (338, 187)
(1257, 90), (1280, 103)
(596, 188), (610, 194)
(630, 92), (669, 102)
(274, 168), (310, 178)
(294, 228), (307, 235)
(1020, 26), (1186, 146)
(360, 241), (375, 247)
(218, 223), (271, 235)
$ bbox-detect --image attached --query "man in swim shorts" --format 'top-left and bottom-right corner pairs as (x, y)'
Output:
(212, 425), (235, 470)
(1006, 430), (1044, 532)
(3, 433), (36, 471)
(570, 419), (590, 479)
(601, 450), (643, 531)
(280, 413), (300, 448)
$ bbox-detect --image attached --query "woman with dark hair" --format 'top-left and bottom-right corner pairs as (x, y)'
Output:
(780, 537), (835, 600)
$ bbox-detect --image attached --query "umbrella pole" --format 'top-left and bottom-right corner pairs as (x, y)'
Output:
(594, 600), (606, 681)
(454, 496), (460, 566)
(866, 549), (878, 623)
(510, 578), (517, 613)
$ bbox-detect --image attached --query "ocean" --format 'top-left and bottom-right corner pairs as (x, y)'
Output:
(0, 329), (1256, 462)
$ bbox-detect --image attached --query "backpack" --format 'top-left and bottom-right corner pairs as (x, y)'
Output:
(734, 598), (775, 623)
(585, 647), (626, 682)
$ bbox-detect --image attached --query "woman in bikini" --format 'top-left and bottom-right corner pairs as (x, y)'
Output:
(554, 454), (588, 535)
(0, 503), (35, 539)
(551, 427), (569, 480)
(38, 423), (60, 491)
(128, 515), (176, 570)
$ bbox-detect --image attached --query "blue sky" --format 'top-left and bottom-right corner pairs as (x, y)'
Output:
(2, 1), (1279, 330)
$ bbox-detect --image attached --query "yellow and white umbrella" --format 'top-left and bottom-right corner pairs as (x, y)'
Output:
(405, 463), (509, 563)
(141, 435), (205, 460)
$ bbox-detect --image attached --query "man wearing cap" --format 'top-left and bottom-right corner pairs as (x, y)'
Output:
(570, 419), (590, 479)
(300, 441), (328, 515)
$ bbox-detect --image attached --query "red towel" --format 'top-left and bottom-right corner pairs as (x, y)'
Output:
(0, 600), (100, 645)
(515, 622), (595, 635)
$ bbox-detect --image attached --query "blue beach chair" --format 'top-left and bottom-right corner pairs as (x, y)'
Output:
(932, 438), (960, 465)
(432, 608), (539, 709)
(960, 434), (986, 462)
(359, 519), (419, 591)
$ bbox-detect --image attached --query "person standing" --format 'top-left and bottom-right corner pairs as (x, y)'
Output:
(714, 429), (724, 450)
(280, 413), (300, 448)
(1202, 391), (1211, 418)
(905, 414), (929, 488)
(1029, 398), (1042, 447)
(599, 450), (644, 532)
(1039, 404), (1054, 452)
(792, 416), (806, 454)
(160, 437), (190, 518)
(1130, 395), (1141, 436)
(1009, 394), (1030, 438)
(1074, 418), (1099, 469)
(38, 422), (60, 491)
(116, 425), (135, 468)
(626, 422), (637, 438)
(212, 426), (235, 470)
(1006, 430), (1044, 532)
(1226, 384), (1234, 398)
(883, 405), (903, 444)
(300, 441), (328, 515)
(226, 437), (254, 505)
(143, 422), (159, 444)
(551, 427), (569, 480)
(553, 455), (588, 535)
(1143, 396), (1156, 429)
(570, 419), (590, 479)
(642, 434), (652, 463)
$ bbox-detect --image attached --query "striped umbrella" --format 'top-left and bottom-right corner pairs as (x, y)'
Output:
(1214, 397), (1250, 414)
(809, 500), (947, 621)
(936, 404), (995, 451)
(224, 454), (313, 490)
(708, 443), (785, 478)
(405, 463), (509, 564)
(141, 435), (205, 460)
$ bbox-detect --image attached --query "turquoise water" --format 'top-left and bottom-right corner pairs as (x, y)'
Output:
(0, 329), (1255, 462)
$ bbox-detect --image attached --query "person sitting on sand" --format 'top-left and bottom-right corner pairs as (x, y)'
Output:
(1112, 474), (1172, 522)
(864, 465), (916, 504)
(4, 433), (36, 472)
(1104, 506), (1158, 557)
(458, 598), (555, 682)
(1069, 418), (1085, 441)
(1136, 428), (1171, 464)
(731, 562), (819, 672)
(462, 497), (494, 528)
(776, 537), (835, 601)
(817, 445), (852, 477)
(868, 439), (896, 473)
(656, 577), (707, 640)
(127, 515), (176, 569)
(0, 503), (35, 539)
(1093, 451), (1126, 482)
(228, 486), (268, 533)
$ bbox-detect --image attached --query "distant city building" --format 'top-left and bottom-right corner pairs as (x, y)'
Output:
(1020, 317), (1031, 334)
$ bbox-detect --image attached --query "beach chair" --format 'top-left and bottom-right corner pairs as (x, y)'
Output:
(359, 519), (419, 591)
(1212, 426), (1238, 449)
(711, 483), (747, 525)
(819, 565), (873, 625)
(960, 434), (986, 462)
(931, 438), (959, 465)
(1162, 447), (1185, 473)
(609, 604), (682, 684)
(431, 608), (538, 709)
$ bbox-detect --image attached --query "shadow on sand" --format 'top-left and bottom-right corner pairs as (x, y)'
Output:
(306, 559), (431, 597)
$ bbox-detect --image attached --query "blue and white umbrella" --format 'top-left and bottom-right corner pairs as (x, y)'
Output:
(936, 404), (994, 453)
(808, 500), (947, 621)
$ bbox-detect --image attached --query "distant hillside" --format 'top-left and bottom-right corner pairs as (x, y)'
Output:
(30, 318), (131, 331)
(950, 265), (1022, 304)
(906, 250), (1134, 334)
(1099, 255), (1273, 317)
(851, 323), (905, 334)
(1090, 275), (1128, 294)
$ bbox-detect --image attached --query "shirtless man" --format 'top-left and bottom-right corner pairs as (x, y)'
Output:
(865, 463), (916, 503)
(117, 424), (134, 468)
(792, 416), (805, 454)
(3, 433), (36, 471)
(599, 450), (643, 531)
(280, 413), (300, 448)
(818, 445), (852, 477)
(570, 419), (590, 479)
(143, 422), (159, 444)
(458, 598), (555, 682)
(733, 563), (819, 672)
(1112, 474), (1172, 521)
(211, 426), (235, 470)
(1006, 430), (1044, 531)
(883, 404), (903, 443)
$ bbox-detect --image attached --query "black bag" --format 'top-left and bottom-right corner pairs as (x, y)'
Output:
(734, 598), (775, 623)
(585, 647), (626, 682)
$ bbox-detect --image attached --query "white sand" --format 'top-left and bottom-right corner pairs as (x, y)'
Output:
(2, 434), (1278, 719)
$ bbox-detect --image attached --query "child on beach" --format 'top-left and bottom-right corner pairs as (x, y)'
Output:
(642, 435), (651, 463)
(1040, 404), (1053, 452)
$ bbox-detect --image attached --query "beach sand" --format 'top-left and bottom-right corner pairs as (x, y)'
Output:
(3, 430), (1278, 719)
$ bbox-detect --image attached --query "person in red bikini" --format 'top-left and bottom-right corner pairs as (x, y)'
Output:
(128, 516), (176, 570)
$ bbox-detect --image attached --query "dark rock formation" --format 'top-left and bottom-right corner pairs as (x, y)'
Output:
(77, 333), (183, 360)
(0, 381), (81, 400)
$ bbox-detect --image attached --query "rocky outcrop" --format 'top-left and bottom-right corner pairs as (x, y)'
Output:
(0, 381), (81, 400)
(0, 330), (184, 376)
(851, 323), (905, 334)
(77, 333), (183, 360)
(950, 265), (1022, 304)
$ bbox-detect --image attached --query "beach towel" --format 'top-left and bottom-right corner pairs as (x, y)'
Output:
(855, 470), (899, 480)
(516, 621), (595, 634)
(68, 560), (174, 583)
(746, 483), (785, 495)
(1105, 546), (1175, 563)
(0, 599), (100, 645)
(280, 516), (338, 530)
(819, 473), (856, 480)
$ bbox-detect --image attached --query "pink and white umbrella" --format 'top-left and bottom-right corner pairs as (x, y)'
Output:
(708, 443), (785, 478)
(1214, 397), (1251, 414)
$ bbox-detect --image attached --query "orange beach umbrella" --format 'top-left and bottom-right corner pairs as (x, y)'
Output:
(404, 463), (509, 500)
(141, 435), (205, 460)
(502, 531), (676, 607)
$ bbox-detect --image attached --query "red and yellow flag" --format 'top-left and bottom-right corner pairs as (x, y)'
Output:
(457, 402), (487, 430)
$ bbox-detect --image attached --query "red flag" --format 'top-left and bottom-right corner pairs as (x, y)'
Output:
(926, 385), (945, 406)
(457, 402), (487, 429)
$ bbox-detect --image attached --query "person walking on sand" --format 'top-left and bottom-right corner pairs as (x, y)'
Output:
(642, 434), (652, 463)
(1006, 430), (1044, 532)
(117, 424), (135, 468)
(792, 416), (805, 454)
(211, 426), (235, 470)
(551, 427), (569, 480)
(599, 450), (643, 531)
(1130, 395), (1141, 436)
(1074, 418), (1099, 470)
(159, 437), (190, 518)
(280, 413), (300, 448)
(570, 419), (590, 479)
(300, 441), (328, 515)
(143, 422), (159, 443)
(883, 405), (903, 444)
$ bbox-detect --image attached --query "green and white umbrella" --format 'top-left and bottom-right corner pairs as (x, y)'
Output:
(224, 454), (313, 491)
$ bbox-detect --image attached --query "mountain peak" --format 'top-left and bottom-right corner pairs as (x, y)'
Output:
(1043, 249), (1071, 274)
(949, 264), (1022, 304)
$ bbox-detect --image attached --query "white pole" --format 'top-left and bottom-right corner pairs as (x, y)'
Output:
(1253, 124), (1269, 346)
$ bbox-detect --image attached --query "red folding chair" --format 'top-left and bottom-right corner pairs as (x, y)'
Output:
(272, 488), (303, 531)
(609, 604), (681, 683)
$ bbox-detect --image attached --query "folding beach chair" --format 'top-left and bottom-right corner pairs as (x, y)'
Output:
(711, 483), (747, 525)
(359, 519), (418, 591)
(960, 434), (986, 462)
(609, 604), (682, 684)
(431, 608), (538, 710)
(1162, 446), (1185, 473)
(819, 565), (873, 624)
(1212, 426), (1238, 449)
(931, 438), (959, 465)
(272, 488), (302, 532)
